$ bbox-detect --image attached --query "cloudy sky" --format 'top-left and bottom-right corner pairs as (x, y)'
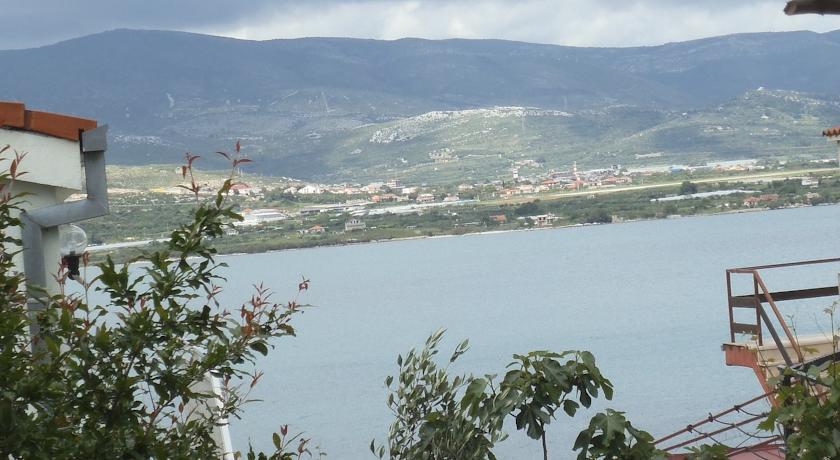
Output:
(2, 0), (840, 50)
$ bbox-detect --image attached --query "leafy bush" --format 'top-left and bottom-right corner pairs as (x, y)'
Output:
(0, 148), (310, 458)
(760, 363), (840, 458)
(574, 409), (665, 460)
(373, 330), (662, 460)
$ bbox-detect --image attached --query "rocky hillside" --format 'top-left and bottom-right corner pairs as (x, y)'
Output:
(1, 29), (839, 181)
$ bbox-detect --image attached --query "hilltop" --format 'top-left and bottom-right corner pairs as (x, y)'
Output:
(2, 29), (840, 182)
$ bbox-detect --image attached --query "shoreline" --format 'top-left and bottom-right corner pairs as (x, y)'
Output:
(81, 202), (839, 272)
(208, 202), (838, 260)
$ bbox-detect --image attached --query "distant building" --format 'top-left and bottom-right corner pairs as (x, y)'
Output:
(489, 214), (507, 223)
(238, 208), (288, 226)
(743, 194), (780, 207)
(387, 179), (402, 189)
(362, 182), (384, 193)
(531, 214), (557, 227)
(344, 218), (367, 232)
(299, 206), (323, 215)
(429, 150), (457, 163)
(230, 182), (261, 197)
(708, 159), (759, 171)
(601, 176), (631, 186)
(416, 193), (435, 203)
(517, 184), (535, 194)
(304, 225), (325, 234)
(743, 197), (760, 207)
(442, 195), (460, 202)
(297, 184), (324, 195)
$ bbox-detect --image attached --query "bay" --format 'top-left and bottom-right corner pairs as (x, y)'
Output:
(83, 205), (840, 458)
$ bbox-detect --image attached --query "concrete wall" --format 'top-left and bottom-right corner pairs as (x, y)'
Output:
(0, 129), (83, 293)
(0, 128), (83, 190)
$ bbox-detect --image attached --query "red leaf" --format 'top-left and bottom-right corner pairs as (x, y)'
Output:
(216, 151), (230, 160)
(235, 140), (241, 153)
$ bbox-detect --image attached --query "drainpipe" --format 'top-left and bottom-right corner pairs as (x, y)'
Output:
(21, 125), (109, 342)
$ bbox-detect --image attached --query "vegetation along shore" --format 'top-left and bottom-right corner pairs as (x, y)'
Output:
(83, 158), (840, 263)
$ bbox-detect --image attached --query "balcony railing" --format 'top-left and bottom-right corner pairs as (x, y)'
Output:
(725, 257), (840, 366)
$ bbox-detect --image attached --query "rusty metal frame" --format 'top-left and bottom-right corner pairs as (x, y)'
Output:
(654, 390), (780, 453)
(725, 257), (840, 366)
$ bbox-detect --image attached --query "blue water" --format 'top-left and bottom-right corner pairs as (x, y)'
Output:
(87, 205), (840, 458)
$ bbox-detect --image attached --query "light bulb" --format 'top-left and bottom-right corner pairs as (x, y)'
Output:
(59, 224), (88, 256)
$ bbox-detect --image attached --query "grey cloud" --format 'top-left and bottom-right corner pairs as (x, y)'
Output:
(1, 0), (838, 49)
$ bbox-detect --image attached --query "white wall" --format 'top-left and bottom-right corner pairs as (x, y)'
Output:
(0, 129), (83, 294)
(0, 128), (83, 191)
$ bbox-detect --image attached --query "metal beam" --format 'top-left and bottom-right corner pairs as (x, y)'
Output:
(731, 286), (839, 305)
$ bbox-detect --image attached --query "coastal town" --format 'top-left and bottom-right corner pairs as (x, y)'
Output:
(82, 154), (840, 258)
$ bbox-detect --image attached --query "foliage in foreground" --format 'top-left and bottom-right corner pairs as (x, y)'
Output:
(0, 148), (310, 458)
(372, 330), (666, 460)
(760, 354), (840, 458)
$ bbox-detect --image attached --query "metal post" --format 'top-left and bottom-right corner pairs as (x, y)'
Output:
(726, 271), (735, 343)
(757, 305), (794, 367)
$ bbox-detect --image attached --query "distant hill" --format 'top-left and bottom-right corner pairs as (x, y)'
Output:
(1, 29), (839, 181)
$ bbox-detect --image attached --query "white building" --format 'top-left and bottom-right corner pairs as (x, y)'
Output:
(362, 182), (384, 193)
(297, 184), (324, 195)
(344, 218), (366, 232)
(416, 193), (435, 203)
(237, 208), (289, 226)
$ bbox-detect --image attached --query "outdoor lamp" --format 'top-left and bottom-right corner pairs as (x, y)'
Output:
(59, 224), (87, 281)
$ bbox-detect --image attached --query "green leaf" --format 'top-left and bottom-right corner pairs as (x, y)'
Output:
(250, 341), (269, 356)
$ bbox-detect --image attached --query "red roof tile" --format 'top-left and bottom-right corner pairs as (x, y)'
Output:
(822, 125), (840, 137)
(0, 101), (96, 141)
(785, 0), (840, 15)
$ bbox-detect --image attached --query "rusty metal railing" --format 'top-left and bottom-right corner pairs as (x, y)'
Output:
(726, 257), (840, 366)
(654, 390), (781, 454)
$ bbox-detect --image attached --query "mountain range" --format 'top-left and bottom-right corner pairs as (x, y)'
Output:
(1, 29), (840, 182)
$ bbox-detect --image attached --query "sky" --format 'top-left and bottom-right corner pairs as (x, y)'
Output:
(2, 0), (840, 50)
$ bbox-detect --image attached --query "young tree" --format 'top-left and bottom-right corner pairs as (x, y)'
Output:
(679, 181), (698, 195)
(374, 330), (663, 460)
(0, 147), (311, 458)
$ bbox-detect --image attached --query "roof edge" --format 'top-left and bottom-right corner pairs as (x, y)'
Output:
(0, 101), (97, 141)
(823, 125), (840, 137)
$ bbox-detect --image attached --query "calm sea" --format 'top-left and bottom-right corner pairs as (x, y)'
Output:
(89, 205), (840, 458)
